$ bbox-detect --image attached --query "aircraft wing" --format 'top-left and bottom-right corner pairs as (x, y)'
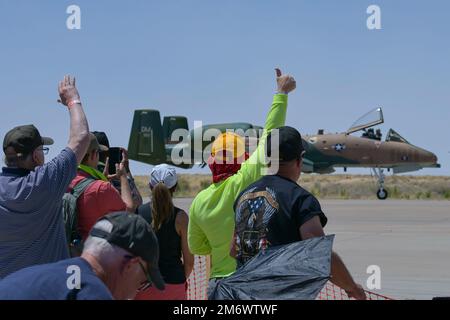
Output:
(301, 153), (336, 174)
(391, 165), (423, 174)
(391, 163), (441, 174)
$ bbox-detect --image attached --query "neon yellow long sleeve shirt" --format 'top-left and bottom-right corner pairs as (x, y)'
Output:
(187, 94), (288, 279)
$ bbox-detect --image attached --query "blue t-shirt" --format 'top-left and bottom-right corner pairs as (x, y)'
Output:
(0, 148), (77, 279)
(0, 257), (113, 300)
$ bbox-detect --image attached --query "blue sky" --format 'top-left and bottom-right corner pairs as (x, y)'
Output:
(0, 1), (449, 176)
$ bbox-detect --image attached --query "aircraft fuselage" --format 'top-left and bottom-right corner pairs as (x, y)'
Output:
(303, 133), (438, 172)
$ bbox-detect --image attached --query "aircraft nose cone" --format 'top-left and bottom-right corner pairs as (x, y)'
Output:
(431, 153), (438, 163)
(429, 152), (441, 168)
(415, 148), (441, 168)
(424, 150), (438, 165)
(415, 147), (438, 165)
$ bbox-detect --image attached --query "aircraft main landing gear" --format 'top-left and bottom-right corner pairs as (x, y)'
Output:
(372, 168), (388, 200)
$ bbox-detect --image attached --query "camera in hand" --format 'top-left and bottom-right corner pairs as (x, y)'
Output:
(108, 147), (123, 175)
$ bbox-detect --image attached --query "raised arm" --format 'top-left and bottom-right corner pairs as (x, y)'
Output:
(116, 152), (136, 212)
(122, 148), (143, 207)
(58, 75), (90, 164)
(230, 68), (296, 193)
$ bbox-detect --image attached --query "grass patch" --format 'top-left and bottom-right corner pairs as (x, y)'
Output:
(134, 174), (450, 200)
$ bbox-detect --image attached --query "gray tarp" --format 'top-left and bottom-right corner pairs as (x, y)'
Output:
(210, 235), (334, 300)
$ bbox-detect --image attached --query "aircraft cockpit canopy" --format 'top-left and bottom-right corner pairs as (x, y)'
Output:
(347, 107), (384, 134)
(385, 128), (410, 144)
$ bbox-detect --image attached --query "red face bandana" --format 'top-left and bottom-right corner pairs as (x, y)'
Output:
(208, 152), (249, 183)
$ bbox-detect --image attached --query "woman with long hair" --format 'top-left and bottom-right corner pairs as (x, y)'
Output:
(135, 164), (194, 300)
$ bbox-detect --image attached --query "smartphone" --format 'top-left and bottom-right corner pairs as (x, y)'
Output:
(108, 147), (123, 175)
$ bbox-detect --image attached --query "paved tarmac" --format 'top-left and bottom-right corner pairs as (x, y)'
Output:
(173, 198), (450, 300)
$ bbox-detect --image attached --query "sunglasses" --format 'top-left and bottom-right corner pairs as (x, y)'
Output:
(124, 255), (153, 292)
(137, 261), (153, 292)
(37, 147), (50, 155)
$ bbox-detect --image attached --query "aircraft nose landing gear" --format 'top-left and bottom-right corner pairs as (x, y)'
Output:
(377, 188), (388, 200)
(372, 168), (388, 200)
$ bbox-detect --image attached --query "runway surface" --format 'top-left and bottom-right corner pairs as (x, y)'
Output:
(173, 198), (450, 300)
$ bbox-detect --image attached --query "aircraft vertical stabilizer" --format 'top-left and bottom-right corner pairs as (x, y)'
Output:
(128, 110), (166, 164)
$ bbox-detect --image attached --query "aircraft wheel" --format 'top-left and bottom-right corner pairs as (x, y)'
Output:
(377, 188), (388, 200)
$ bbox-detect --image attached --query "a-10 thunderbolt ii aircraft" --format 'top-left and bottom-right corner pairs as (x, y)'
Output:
(128, 107), (440, 199)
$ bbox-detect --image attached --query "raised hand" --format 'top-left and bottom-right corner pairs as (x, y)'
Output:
(115, 160), (127, 179)
(58, 75), (81, 106)
(275, 68), (296, 94)
(107, 152), (128, 181)
(103, 157), (110, 177)
(121, 148), (130, 173)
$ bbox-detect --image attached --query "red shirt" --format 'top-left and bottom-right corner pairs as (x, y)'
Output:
(68, 170), (126, 240)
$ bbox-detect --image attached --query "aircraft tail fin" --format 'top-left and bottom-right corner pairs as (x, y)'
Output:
(128, 109), (166, 165)
(162, 116), (189, 144)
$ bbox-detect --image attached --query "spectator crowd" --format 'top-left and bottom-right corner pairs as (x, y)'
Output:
(0, 71), (365, 300)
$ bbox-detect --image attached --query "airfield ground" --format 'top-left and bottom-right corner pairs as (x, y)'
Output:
(172, 198), (450, 300)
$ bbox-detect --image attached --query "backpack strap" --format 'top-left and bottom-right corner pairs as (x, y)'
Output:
(72, 177), (96, 200)
(65, 177), (97, 257)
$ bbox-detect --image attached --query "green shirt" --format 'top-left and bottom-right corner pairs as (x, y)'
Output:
(187, 94), (288, 278)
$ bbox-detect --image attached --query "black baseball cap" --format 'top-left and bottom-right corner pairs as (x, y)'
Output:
(3, 125), (54, 155)
(266, 126), (305, 162)
(89, 212), (165, 290)
(92, 131), (110, 164)
(92, 131), (110, 149)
